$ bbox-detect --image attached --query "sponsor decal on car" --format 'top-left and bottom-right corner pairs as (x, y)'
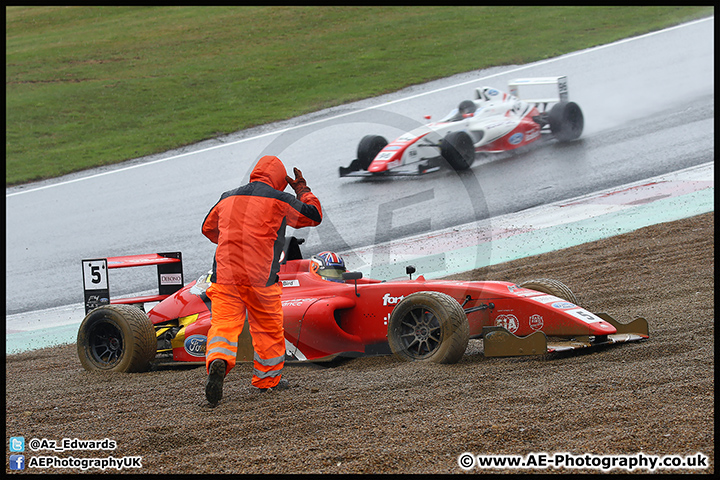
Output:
(282, 279), (300, 287)
(281, 298), (317, 308)
(382, 293), (405, 306)
(85, 295), (109, 307)
(509, 133), (524, 145)
(551, 301), (577, 309)
(184, 334), (206, 357)
(528, 294), (563, 304)
(525, 126), (541, 142)
(529, 314), (544, 330)
(495, 314), (519, 333)
(160, 273), (183, 285)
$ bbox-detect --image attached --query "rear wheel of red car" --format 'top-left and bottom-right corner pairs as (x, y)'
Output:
(518, 278), (578, 305)
(549, 101), (584, 142)
(356, 135), (388, 170)
(388, 291), (469, 364)
(77, 304), (156, 373)
(441, 130), (475, 171)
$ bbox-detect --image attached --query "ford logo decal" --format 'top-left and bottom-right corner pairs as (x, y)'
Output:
(184, 334), (207, 357)
(509, 133), (524, 145)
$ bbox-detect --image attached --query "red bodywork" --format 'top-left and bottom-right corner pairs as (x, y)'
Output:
(475, 105), (543, 153)
(146, 256), (627, 363)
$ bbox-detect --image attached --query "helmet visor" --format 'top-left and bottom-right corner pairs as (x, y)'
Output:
(320, 267), (344, 280)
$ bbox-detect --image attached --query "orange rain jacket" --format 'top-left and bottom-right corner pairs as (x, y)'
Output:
(202, 155), (322, 287)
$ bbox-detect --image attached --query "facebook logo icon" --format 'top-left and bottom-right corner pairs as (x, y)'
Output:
(10, 455), (25, 470)
(10, 436), (25, 452)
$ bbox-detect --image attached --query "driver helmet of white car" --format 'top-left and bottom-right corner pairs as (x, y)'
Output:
(311, 251), (347, 282)
(458, 99), (477, 116)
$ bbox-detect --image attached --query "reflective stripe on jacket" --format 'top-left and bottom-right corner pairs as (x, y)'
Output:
(202, 156), (322, 286)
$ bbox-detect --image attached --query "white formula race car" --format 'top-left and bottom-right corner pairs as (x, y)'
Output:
(340, 76), (584, 177)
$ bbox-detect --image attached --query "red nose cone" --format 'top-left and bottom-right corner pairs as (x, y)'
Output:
(367, 153), (399, 172)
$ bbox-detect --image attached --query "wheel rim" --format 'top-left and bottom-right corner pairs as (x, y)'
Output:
(397, 306), (442, 359)
(87, 320), (124, 368)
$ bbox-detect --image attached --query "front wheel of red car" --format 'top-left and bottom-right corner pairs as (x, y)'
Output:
(77, 304), (156, 373)
(388, 291), (469, 364)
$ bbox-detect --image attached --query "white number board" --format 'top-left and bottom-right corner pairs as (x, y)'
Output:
(82, 259), (108, 290)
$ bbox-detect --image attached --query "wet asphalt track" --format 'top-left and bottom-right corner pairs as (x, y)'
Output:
(5, 17), (714, 315)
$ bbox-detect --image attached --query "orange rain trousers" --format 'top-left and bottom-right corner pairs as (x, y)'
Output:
(205, 283), (285, 389)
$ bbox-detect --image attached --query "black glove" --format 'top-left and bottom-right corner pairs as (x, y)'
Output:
(285, 167), (311, 198)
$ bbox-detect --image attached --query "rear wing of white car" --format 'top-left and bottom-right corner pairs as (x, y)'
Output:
(507, 76), (569, 104)
(82, 252), (183, 314)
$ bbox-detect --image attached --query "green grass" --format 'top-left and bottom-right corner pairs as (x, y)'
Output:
(5, 6), (713, 186)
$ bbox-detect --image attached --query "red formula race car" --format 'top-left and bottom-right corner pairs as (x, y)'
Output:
(77, 238), (648, 373)
(340, 76), (584, 177)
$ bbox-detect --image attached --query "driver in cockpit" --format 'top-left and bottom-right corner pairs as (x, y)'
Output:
(445, 99), (478, 122)
(311, 251), (347, 282)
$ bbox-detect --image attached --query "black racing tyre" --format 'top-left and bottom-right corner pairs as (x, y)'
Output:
(518, 278), (579, 305)
(440, 130), (475, 171)
(388, 291), (469, 364)
(356, 135), (388, 170)
(77, 304), (156, 373)
(549, 101), (584, 142)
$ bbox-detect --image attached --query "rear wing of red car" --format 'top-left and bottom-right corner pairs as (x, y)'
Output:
(81, 252), (183, 314)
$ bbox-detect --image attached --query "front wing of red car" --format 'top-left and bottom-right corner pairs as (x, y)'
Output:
(482, 313), (649, 357)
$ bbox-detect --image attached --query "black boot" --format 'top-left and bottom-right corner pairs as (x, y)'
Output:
(205, 359), (227, 406)
(250, 378), (289, 394)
